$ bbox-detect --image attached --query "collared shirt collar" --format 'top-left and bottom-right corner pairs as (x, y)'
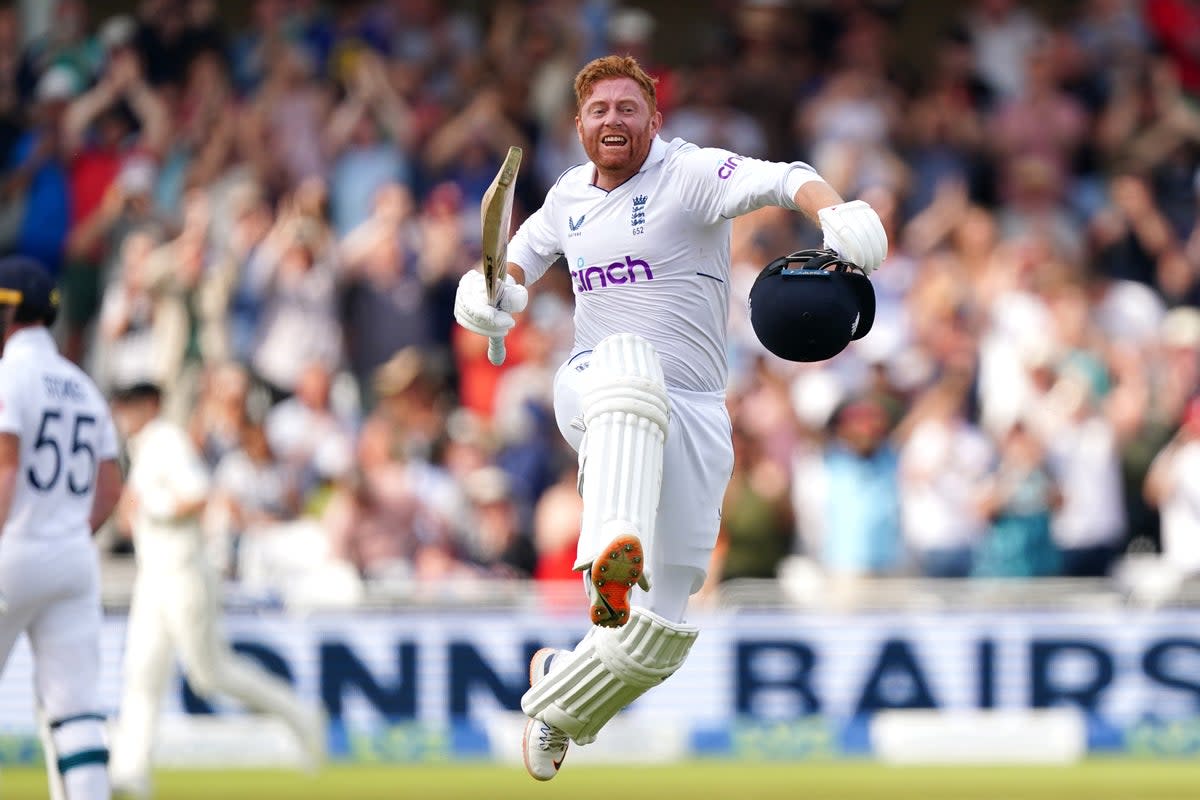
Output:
(638, 135), (669, 173)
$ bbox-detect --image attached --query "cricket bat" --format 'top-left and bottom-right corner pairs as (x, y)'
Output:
(480, 145), (523, 366)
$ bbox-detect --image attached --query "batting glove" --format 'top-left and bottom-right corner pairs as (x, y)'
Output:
(818, 200), (888, 275)
(454, 269), (529, 339)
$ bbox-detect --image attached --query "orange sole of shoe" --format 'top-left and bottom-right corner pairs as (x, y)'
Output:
(589, 534), (644, 627)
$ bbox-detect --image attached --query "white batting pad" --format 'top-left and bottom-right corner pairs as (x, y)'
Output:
(574, 334), (670, 585)
(521, 607), (698, 745)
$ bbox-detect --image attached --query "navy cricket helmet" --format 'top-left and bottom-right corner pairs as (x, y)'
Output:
(748, 249), (875, 362)
(0, 256), (59, 325)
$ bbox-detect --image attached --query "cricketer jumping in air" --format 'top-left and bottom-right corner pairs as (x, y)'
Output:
(453, 54), (888, 781)
(0, 257), (124, 800)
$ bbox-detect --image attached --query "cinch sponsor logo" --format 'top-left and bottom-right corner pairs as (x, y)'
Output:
(717, 155), (744, 179)
(571, 255), (654, 293)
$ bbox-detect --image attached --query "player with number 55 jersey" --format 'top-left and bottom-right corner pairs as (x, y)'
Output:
(0, 256), (123, 800)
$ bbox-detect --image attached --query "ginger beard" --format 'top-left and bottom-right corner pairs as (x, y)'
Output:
(576, 77), (662, 189)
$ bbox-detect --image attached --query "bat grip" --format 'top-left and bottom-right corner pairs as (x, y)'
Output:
(488, 336), (506, 366)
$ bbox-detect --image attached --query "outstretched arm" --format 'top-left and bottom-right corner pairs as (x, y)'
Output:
(676, 148), (889, 273)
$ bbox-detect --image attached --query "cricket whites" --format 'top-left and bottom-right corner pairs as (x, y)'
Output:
(480, 146), (523, 366)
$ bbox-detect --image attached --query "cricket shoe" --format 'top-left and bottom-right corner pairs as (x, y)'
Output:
(522, 648), (569, 781)
(585, 533), (648, 628)
(110, 772), (151, 800)
(298, 706), (329, 773)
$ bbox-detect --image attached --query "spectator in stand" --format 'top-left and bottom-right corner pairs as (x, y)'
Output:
(196, 180), (274, 366)
(139, 186), (214, 419)
(324, 50), (415, 237)
(1032, 279), (1127, 576)
(155, 48), (240, 221)
(1144, 396), (1200, 576)
(897, 375), (994, 578)
(422, 83), (531, 222)
(531, 464), (583, 584)
(491, 294), (574, 522)
(964, 0), (1047, 101)
(359, 347), (449, 468)
(713, 425), (793, 583)
(974, 422), (1063, 578)
(461, 465), (537, 578)
(1143, 0), (1200, 99)
(798, 11), (905, 198)
(264, 360), (355, 502)
(337, 181), (432, 407)
(663, 58), (767, 158)
(0, 5), (24, 173)
(209, 418), (301, 575)
(187, 360), (254, 470)
(229, 0), (291, 95)
(95, 225), (164, 391)
(793, 395), (902, 577)
(2, 66), (75, 278)
(248, 190), (342, 401)
(15, 0), (101, 101)
(320, 463), (461, 583)
(988, 39), (1090, 253)
(900, 26), (991, 215)
(61, 35), (170, 364)
(241, 40), (333, 196)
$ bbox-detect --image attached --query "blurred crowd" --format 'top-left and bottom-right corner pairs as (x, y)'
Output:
(1, 0), (1199, 603)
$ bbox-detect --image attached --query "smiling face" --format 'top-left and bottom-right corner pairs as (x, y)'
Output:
(576, 76), (661, 190)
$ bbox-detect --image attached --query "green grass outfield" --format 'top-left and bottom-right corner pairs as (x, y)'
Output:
(4, 761), (1200, 800)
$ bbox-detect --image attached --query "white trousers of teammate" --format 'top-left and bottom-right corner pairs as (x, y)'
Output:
(0, 536), (109, 799)
(109, 561), (319, 786)
(554, 349), (734, 623)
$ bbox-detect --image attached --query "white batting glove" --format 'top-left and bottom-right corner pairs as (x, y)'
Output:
(453, 269), (529, 339)
(818, 200), (888, 275)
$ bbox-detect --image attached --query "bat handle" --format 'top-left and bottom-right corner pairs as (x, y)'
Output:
(488, 336), (506, 366)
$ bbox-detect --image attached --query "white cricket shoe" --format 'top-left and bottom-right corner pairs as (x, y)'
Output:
(522, 648), (569, 781)
(298, 707), (329, 772)
(110, 772), (151, 800)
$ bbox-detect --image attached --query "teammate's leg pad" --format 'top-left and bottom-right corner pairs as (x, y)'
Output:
(573, 334), (669, 599)
(520, 606), (698, 745)
(44, 712), (109, 800)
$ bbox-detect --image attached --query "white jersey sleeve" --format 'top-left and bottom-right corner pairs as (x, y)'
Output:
(672, 146), (820, 224)
(507, 175), (567, 285)
(0, 359), (19, 436)
(97, 411), (119, 463)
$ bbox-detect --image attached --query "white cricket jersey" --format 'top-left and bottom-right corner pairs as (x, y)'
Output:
(0, 327), (118, 541)
(508, 136), (819, 392)
(126, 417), (211, 569)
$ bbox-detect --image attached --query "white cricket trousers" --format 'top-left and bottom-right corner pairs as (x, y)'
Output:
(0, 535), (108, 798)
(109, 564), (313, 782)
(553, 349), (735, 623)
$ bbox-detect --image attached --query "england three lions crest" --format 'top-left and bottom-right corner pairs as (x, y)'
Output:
(631, 195), (647, 235)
